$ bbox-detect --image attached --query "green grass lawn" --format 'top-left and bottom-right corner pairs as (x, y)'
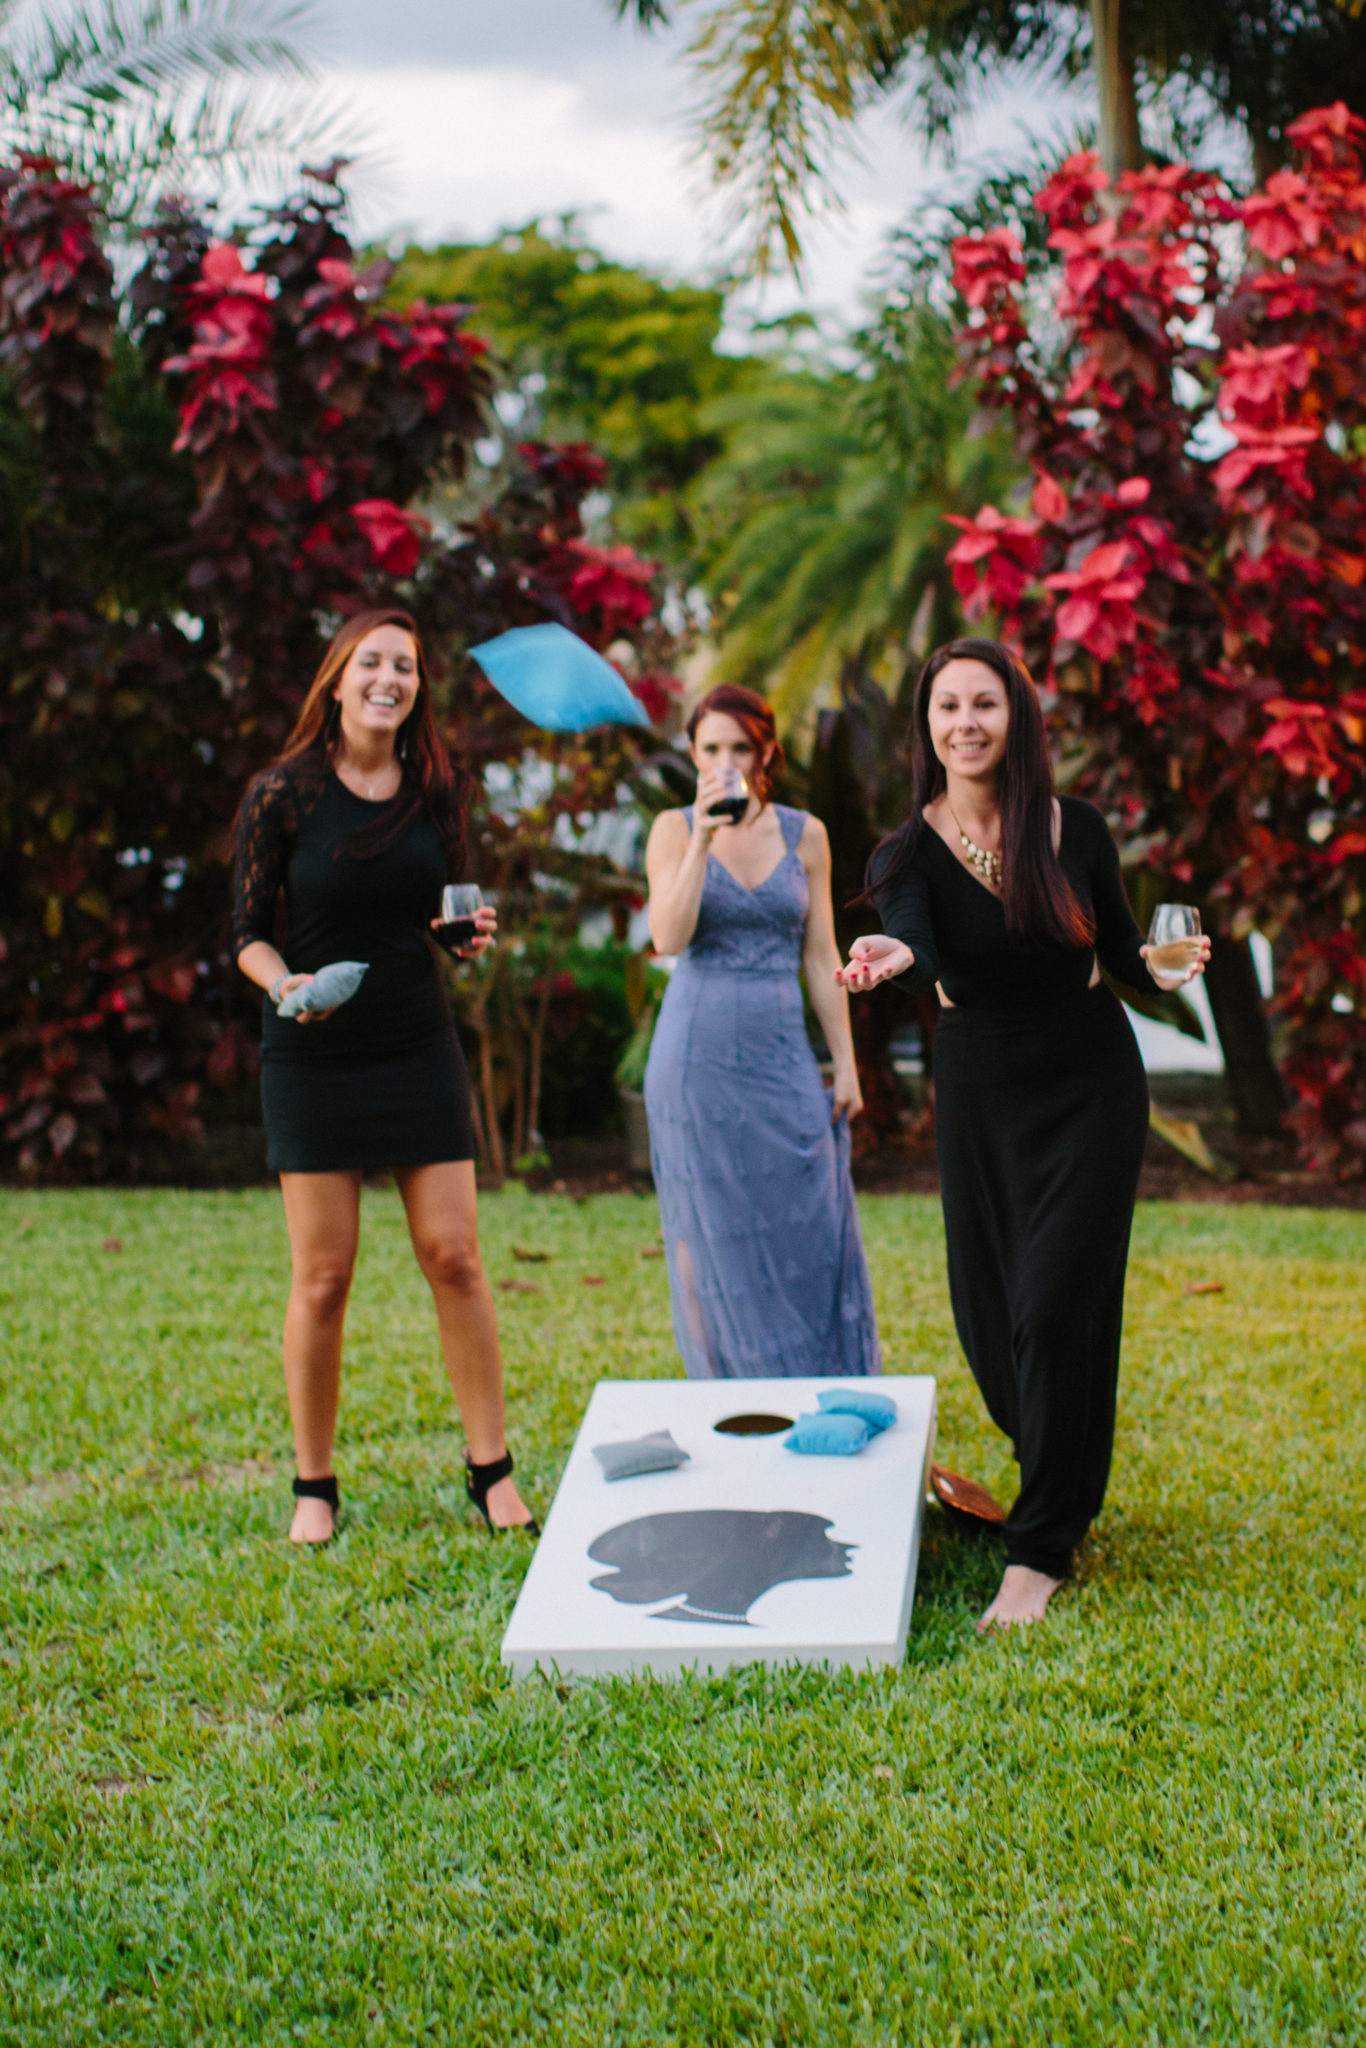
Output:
(2, 1185), (1364, 2046)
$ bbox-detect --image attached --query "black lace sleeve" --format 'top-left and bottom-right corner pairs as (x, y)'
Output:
(232, 769), (294, 959)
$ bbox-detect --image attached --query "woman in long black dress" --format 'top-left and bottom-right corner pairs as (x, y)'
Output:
(837, 638), (1208, 1630)
(234, 608), (536, 1544)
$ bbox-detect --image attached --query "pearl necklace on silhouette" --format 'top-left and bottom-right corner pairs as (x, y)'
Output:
(946, 799), (1003, 890)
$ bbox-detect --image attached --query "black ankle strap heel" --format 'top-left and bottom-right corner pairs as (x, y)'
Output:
(291, 1473), (340, 1542)
(464, 1450), (540, 1537)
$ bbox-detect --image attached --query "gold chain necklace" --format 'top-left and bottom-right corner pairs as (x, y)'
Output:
(946, 800), (1003, 889)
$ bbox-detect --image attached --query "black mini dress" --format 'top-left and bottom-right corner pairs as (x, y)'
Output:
(874, 796), (1153, 1580)
(233, 764), (475, 1174)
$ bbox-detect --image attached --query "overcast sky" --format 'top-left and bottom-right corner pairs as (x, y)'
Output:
(303, 0), (1085, 321)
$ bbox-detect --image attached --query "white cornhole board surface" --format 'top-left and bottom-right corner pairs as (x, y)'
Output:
(501, 1376), (937, 1680)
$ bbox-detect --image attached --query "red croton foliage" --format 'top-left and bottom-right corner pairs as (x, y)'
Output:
(945, 106), (1366, 1173)
(0, 160), (671, 1179)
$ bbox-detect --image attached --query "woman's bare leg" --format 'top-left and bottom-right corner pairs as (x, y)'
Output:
(278, 1170), (361, 1542)
(396, 1159), (533, 1528)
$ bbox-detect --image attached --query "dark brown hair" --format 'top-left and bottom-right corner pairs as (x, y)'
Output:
(248, 608), (469, 869)
(686, 683), (786, 806)
(866, 638), (1093, 950)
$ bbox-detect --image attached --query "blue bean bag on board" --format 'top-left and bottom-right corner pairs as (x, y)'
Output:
(783, 1412), (870, 1457)
(817, 1387), (898, 1435)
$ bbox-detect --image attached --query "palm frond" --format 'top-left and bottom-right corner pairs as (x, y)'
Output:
(0, 2), (345, 224)
(17, 82), (361, 224)
(607, 0), (675, 21)
(4, 0), (311, 105)
(686, 0), (891, 274)
(673, 0), (1078, 275)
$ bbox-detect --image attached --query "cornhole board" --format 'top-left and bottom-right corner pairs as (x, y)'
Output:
(501, 1375), (937, 1680)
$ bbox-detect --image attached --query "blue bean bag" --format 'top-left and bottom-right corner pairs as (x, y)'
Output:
(592, 1430), (690, 1481)
(470, 622), (652, 733)
(783, 1412), (870, 1457)
(817, 1387), (898, 1435)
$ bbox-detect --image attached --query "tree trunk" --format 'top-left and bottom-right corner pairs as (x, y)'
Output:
(467, 1060), (490, 1170)
(472, 1000), (506, 1184)
(1202, 936), (1289, 1143)
(1091, 0), (1144, 177)
(509, 1027), (527, 1169)
(479, 1030), (506, 1183)
(526, 953), (557, 1153)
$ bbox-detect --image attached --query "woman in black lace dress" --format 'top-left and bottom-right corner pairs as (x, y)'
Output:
(233, 608), (536, 1544)
(837, 639), (1208, 1631)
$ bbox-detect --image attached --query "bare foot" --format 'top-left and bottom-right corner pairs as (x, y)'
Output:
(289, 1495), (336, 1545)
(977, 1564), (1062, 1634)
(482, 1472), (536, 1530)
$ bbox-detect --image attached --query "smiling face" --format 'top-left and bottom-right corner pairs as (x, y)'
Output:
(331, 623), (420, 747)
(690, 709), (769, 785)
(926, 658), (1010, 786)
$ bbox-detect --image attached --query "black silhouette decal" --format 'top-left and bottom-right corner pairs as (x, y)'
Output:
(588, 1509), (855, 1627)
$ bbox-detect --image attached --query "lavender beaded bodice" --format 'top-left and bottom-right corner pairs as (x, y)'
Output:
(677, 804), (809, 976)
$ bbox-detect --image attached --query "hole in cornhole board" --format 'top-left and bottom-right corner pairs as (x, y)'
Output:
(714, 1412), (793, 1437)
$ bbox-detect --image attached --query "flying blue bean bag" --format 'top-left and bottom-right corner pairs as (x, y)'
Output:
(817, 1387), (898, 1435)
(783, 1412), (870, 1457)
(470, 622), (652, 733)
(277, 960), (368, 1018)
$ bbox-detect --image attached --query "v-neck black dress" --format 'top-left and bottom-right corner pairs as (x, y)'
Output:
(232, 765), (475, 1174)
(874, 796), (1151, 1579)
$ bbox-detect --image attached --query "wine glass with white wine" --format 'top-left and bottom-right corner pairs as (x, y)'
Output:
(1146, 903), (1203, 978)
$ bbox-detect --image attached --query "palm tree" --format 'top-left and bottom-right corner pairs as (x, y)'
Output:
(609, 0), (1366, 270)
(692, 299), (1015, 732)
(0, 1), (345, 223)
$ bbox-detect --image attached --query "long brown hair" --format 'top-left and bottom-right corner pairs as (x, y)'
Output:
(867, 638), (1092, 950)
(259, 609), (469, 868)
(686, 683), (785, 806)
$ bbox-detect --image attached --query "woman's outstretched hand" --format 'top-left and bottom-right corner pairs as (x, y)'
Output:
(835, 934), (914, 993)
(1139, 934), (1212, 991)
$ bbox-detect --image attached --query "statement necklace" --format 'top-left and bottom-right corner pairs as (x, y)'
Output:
(946, 800), (1003, 890)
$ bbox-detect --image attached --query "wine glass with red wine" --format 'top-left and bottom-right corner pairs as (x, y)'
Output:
(707, 768), (750, 825)
(435, 883), (484, 952)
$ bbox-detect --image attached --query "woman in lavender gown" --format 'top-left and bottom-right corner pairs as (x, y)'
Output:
(643, 685), (880, 1379)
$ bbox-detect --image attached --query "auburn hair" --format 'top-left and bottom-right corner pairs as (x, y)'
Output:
(686, 683), (785, 806)
(242, 609), (470, 869)
(866, 638), (1093, 950)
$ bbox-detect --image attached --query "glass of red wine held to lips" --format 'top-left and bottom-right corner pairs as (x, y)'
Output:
(432, 884), (491, 956)
(707, 768), (750, 825)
